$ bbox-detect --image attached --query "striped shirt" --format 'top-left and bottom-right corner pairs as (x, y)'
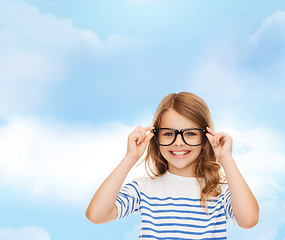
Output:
(115, 171), (236, 240)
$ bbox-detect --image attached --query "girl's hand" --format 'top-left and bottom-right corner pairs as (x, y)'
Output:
(126, 126), (154, 163)
(206, 127), (233, 166)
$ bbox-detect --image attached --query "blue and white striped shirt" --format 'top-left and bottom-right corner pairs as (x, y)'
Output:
(115, 171), (236, 240)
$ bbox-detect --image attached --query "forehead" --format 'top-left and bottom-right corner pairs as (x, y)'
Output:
(159, 109), (200, 128)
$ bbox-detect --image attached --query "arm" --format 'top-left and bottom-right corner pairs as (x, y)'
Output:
(206, 127), (259, 229)
(85, 126), (154, 224)
(222, 157), (259, 228)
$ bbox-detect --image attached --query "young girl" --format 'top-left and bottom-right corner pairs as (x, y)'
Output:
(86, 92), (259, 239)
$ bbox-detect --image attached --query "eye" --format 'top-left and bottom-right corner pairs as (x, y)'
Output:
(185, 131), (196, 136)
(164, 131), (174, 136)
(159, 129), (175, 137)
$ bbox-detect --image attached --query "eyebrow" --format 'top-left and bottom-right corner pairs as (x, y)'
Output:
(158, 126), (201, 129)
(157, 127), (203, 130)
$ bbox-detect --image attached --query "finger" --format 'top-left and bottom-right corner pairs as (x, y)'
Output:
(130, 126), (155, 145)
(206, 133), (216, 148)
(130, 132), (144, 145)
(138, 131), (146, 145)
(138, 126), (154, 144)
(219, 134), (232, 145)
(215, 134), (226, 147)
(144, 126), (155, 133)
(143, 131), (154, 145)
(206, 127), (215, 135)
(215, 135), (220, 144)
(138, 127), (146, 136)
(206, 133), (214, 142)
(132, 126), (145, 145)
(130, 126), (142, 136)
(207, 132), (221, 148)
(206, 127), (217, 136)
(138, 131), (155, 146)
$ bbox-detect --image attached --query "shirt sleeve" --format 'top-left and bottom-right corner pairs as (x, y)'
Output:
(115, 179), (141, 220)
(223, 186), (246, 228)
(223, 187), (235, 220)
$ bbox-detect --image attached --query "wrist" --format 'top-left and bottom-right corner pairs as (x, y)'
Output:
(122, 154), (138, 170)
(220, 157), (235, 172)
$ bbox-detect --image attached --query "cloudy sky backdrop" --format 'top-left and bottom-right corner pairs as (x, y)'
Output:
(0, 0), (285, 239)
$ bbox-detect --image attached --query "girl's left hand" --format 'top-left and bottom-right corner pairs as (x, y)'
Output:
(206, 127), (233, 166)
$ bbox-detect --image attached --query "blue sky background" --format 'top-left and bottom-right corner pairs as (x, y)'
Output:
(0, 0), (285, 239)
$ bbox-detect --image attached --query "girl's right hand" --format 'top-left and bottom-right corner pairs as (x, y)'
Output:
(126, 126), (154, 163)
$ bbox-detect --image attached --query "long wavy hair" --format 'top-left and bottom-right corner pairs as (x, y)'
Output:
(144, 92), (224, 210)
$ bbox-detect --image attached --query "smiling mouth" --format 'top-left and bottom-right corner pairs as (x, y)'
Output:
(170, 151), (191, 156)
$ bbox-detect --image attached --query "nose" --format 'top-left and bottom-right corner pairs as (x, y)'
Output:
(174, 133), (185, 146)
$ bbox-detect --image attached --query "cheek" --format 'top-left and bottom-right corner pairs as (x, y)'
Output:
(159, 146), (169, 159)
(192, 146), (203, 158)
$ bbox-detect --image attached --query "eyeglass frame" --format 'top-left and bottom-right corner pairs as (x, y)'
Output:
(152, 128), (207, 146)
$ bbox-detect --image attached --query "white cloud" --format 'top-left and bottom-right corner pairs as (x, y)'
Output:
(247, 10), (285, 47)
(227, 126), (284, 173)
(0, 116), (146, 204)
(0, 0), (146, 118)
(0, 226), (50, 240)
(188, 11), (285, 105)
(228, 197), (285, 240)
(244, 10), (285, 78)
(189, 50), (245, 102)
(222, 126), (285, 197)
(0, 0), (150, 204)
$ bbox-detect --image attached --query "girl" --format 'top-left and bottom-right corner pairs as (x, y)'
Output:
(86, 92), (259, 239)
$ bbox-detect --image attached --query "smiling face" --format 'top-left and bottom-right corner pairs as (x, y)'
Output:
(158, 109), (204, 177)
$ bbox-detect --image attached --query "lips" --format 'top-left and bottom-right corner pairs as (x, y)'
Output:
(170, 151), (190, 155)
(169, 150), (191, 159)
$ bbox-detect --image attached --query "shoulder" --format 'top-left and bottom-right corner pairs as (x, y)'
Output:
(134, 174), (164, 186)
(220, 182), (230, 194)
(131, 173), (166, 193)
(218, 183), (231, 203)
(217, 176), (230, 195)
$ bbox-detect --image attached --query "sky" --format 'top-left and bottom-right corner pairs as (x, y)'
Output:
(0, 0), (285, 239)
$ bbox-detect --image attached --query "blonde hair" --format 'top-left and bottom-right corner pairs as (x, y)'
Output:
(144, 92), (224, 209)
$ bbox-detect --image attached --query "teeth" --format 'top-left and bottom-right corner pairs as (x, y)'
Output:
(171, 151), (190, 156)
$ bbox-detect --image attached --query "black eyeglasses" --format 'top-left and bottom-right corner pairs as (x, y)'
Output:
(152, 128), (207, 146)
